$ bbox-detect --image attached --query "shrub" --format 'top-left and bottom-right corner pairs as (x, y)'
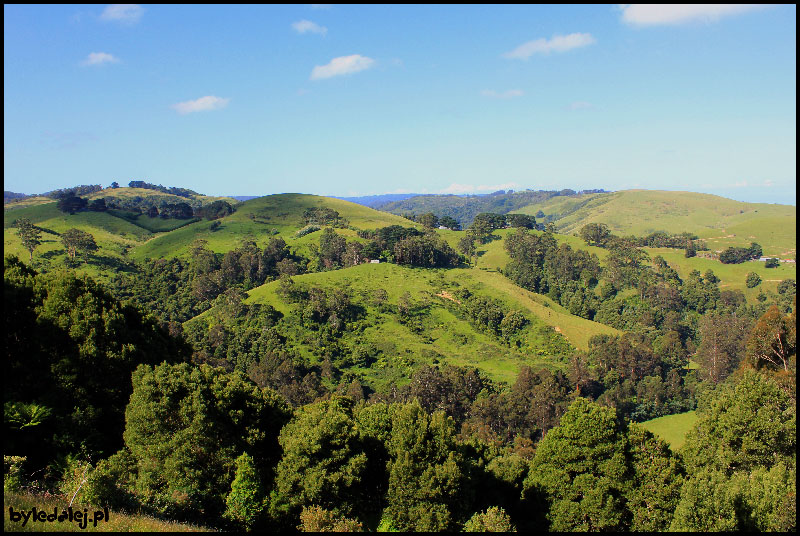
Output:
(462, 506), (517, 532)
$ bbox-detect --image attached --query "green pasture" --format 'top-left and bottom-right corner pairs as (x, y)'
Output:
(639, 410), (698, 451)
(649, 248), (796, 299)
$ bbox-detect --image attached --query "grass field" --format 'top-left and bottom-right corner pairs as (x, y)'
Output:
(516, 190), (796, 256)
(648, 248), (796, 299)
(4, 492), (212, 532)
(639, 410), (698, 450)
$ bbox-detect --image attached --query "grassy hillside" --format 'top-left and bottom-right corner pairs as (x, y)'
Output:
(645, 248), (796, 299)
(515, 190), (796, 256)
(639, 410), (698, 450)
(193, 262), (618, 388)
(132, 193), (418, 260)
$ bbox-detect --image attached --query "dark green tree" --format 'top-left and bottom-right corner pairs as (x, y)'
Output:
(14, 218), (42, 262)
(61, 228), (98, 263)
(385, 401), (466, 532)
(745, 271), (761, 288)
(523, 398), (628, 532)
(122, 363), (290, 520)
(270, 397), (368, 524)
(579, 223), (612, 247)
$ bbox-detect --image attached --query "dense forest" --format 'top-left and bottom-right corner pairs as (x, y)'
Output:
(3, 189), (796, 532)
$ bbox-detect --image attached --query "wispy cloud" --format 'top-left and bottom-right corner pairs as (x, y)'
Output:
(172, 96), (230, 115)
(292, 19), (327, 35)
(503, 33), (595, 60)
(311, 54), (375, 80)
(310, 4), (332, 9)
(99, 4), (144, 24)
(440, 182), (520, 194)
(480, 89), (524, 99)
(619, 4), (766, 26)
(82, 52), (120, 66)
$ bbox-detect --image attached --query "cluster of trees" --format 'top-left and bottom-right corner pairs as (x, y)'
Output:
(302, 207), (347, 227)
(324, 226), (462, 268)
(127, 180), (200, 198)
(22, 357), (793, 532)
(45, 184), (103, 199)
(719, 243), (763, 264)
(408, 212), (460, 230)
(579, 224), (707, 253)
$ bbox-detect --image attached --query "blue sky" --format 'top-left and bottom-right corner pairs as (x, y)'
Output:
(4, 4), (796, 204)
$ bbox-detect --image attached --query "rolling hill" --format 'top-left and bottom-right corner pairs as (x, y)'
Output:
(514, 190), (796, 257)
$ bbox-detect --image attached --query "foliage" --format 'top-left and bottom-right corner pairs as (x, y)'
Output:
(121, 362), (291, 520)
(298, 506), (363, 532)
(56, 195), (88, 214)
(393, 233), (461, 268)
(462, 506), (516, 532)
(224, 453), (265, 530)
(271, 397), (368, 525)
(61, 228), (98, 263)
(745, 303), (796, 372)
(524, 398), (629, 532)
(745, 271), (761, 288)
(4, 255), (193, 465)
(14, 217), (42, 262)
(385, 401), (466, 532)
(579, 222), (612, 246)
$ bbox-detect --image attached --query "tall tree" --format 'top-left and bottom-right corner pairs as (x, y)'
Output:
(61, 228), (98, 262)
(523, 398), (629, 532)
(745, 303), (796, 372)
(15, 217), (41, 262)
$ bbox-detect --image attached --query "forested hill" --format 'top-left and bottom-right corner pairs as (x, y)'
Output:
(333, 193), (423, 208)
(378, 189), (605, 228)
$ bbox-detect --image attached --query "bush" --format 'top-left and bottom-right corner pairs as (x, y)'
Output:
(298, 506), (363, 532)
(462, 506), (517, 532)
(295, 224), (321, 238)
(4, 455), (26, 493)
(745, 272), (761, 288)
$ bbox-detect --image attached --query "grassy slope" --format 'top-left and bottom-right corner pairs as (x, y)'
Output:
(646, 248), (796, 299)
(516, 190), (796, 256)
(227, 261), (617, 387)
(639, 410), (698, 451)
(132, 193), (419, 260)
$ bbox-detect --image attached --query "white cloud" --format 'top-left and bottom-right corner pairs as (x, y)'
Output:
(503, 33), (596, 60)
(82, 52), (120, 66)
(100, 4), (143, 23)
(311, 54), (375, 80)
(172, 96), (230, 115)
(292, 19), (327, 35)
(440, 182), (520, 194)
(480, 89), (524, 99)
(619, 4), (766, 26)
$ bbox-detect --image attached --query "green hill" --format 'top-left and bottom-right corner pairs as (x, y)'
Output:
(515, 190), (796, 257)
(131, 193), (419, 260)
(187, 261), (618, 389)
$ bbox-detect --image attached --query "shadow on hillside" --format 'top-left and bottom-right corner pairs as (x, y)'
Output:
(88, 254), (138, 273)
